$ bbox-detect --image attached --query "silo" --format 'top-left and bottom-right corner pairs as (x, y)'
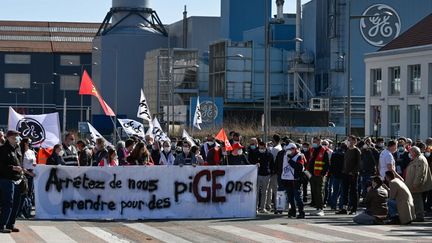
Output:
(92, 0), (167, 127)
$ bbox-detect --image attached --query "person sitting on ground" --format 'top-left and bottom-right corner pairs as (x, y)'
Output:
(385, 171), (415, 225)
(98, 147), (118, 167)
(353, 176), (388, 225)
(174, 141), (197, 166)
(46, 144), (66, 166)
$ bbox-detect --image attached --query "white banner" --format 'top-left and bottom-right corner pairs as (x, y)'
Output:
(193, 96), (202, 130)
(87, 123), (112, 147)
(182, 129), (197, 147)
(118, 119), (145, 138)
(151, 118), (169, 141)
(8, 107), (60, 148)
(34, 165), (257, 220)
(137, 89), (152, 122)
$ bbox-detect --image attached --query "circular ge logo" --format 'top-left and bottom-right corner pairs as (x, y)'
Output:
(360, 4), (401, 47)
(200, 101), (218, 123)
(16, 118), (46, 146)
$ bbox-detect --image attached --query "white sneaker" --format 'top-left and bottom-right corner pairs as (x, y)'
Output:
(316, 210), (325, 216)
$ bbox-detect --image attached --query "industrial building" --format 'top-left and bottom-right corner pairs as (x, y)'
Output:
(365, 14), (432, 140)
(0, 20), (97, 131)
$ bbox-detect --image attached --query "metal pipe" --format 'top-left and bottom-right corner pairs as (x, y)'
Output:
(264, 0), (270, 141)
(347, 0), (352, 136)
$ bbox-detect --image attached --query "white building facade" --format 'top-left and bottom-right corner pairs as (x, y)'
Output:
(365, 45), (432, 140)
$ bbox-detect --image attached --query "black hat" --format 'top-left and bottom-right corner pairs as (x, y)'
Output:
(6, 130), (20, 137)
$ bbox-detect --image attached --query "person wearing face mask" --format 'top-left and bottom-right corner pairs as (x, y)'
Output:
(92, 138), (108, 166)
(393, 138), (410, 178)
(99, 147), (118, 167)
(206, 140), (224, 166)
(307, 137), (330, 216)
(247, 138), (259, 165)
(225, 143), (249, 165)
(118, 139), (135, 166)
(145, 135), (154, 152)
(191, 146), (205, 165)
(321, 139), (333, 207)
(200, 135), (216, 159)
(404, 146), (432, 222)
(0, 130), (24, 233)
(359, 138), (380, 201)
(301, 142), (311, 202)
(353, 176), (388, 225)
(150, 141), (161, 165)
(46, 144), (66, 166)
(267, 134), (282, 212)
(276, 143), (305, 218)
(61, 133), (79, 166)
(337, 135), (361, 215)
(375, 137), (385, 152)
(174, 141), (197, 166)
(159, 141), (175, 165)
(329, 143), (347, 211)
(252, 142), (273, 213)
(424, 146), (432, 212)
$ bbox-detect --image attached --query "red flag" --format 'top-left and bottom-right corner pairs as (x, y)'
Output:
(215, 128), (232, 151)
(79, 70), (115, 116)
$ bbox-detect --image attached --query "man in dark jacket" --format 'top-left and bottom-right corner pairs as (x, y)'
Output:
(62, 132), (79, 166)
(252, 142), (273, 213)
(329, 143), (347, 210)
(359, 138), (380, 199)
(276, 143), (305, 218)
(337, 135), (361, 215)
(0, 130), (23, 233)
(353, 176), (388, 225)
(225, 143), (249, 165)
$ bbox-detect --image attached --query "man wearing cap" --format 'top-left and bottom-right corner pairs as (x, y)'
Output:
(0, 130), (23, 233)
(276, 143), (305, 218)
(226, 143), (249, 165)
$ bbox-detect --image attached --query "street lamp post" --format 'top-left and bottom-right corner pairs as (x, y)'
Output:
(9, 91), (25, 109)
(33, 82), (54, 113)
(346, 1), (393, 135)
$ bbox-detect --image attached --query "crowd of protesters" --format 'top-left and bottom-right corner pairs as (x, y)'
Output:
(2, 128), (432, 233)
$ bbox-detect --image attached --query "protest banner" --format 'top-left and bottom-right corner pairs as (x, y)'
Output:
(34, 165), (257, 220)
(118, 118), (145, 138)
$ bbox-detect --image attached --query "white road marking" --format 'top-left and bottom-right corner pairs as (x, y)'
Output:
(261, 224), (350, 242)
(82, 227), (131, 243)
(29, 226), (77, 243)
(209, 225), (292, 243)
(124, 223), (191, 243)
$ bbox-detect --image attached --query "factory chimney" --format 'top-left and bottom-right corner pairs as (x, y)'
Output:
(183, 5), (188, 48)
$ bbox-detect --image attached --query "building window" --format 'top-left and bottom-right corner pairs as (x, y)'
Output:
(243, 81), (252, 99)
(408, 105), (420, 139)
(389, 67), (400, 95)
(371, 106), (381, 136)
(389, 105), (400, 138)
(371, 68), (382, 96)
(408, 64), (421, 95)
(4, 54), (31, 64)
(4, 73), (30, 89)
(60, 75), (80, 90)
(60, 55), (80, 66)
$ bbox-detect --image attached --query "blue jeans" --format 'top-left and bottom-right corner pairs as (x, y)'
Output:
(0, 179), (21, 228)
(358, 174), (372, 198)
(388, 199), (398, 218)
(330, 177), (343, 209)
(280, 180), (304, 214)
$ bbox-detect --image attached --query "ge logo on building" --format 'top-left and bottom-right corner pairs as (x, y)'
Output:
(360, 4), (401, 47)
(200, 101), (218, 123)
(16, 118), (46, 146)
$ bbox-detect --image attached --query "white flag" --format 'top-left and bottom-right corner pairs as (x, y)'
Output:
(8, 107), (60, 148)
(151, 118), (169, 141)
(118, 118), (145, 138)
(193, 96), (202, 130)
(87, 123), (112, 147)
(137, 89), (152, 122)
(182, 129), (197, 147)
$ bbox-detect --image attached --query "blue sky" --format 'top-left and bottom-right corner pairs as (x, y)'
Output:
(1, 0), (310, 24)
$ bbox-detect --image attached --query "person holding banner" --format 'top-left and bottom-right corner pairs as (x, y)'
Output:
(92, 138), (108, 166)
(127, 142), (154, 166)
(225, 143), (249, 165)
(98, 147), (118, 167)
(62, 133), (79, 166)
(160, 141), (175, 165)
(191, 146), (205, 165)
(174, 141), (197, 166)
(200, 135), (216, 159)
(0, 130), (23, 233)
(76, 140), (92, 166)
(118, 139), (135, 166)
(46, 144), (66, 166)
(206, 142), (223, 166)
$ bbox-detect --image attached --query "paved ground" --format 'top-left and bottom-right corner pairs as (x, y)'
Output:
(4, 207), (432, 243)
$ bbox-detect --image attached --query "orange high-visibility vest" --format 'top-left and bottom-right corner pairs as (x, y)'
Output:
(37, 148), (53, 165)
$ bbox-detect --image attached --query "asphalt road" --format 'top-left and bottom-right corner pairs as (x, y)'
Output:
(3, 207), (432, 243)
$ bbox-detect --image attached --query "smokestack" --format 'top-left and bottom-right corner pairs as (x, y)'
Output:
(183, 5), (188, 48)
(295, 0), (301, 54)
(276, 0), (284, 20)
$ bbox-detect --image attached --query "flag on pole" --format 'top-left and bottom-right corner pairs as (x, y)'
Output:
(150, 118), (169, 142)
(137, 89), (152, 122)
(87, 122), (112, 147)
(118, 118), (145, 138)
(193, 96), (202, 130)
(215, 128), (232, 151)
(182, 129), (197, 147)
(8, 107), (61, 148)
(79, 70), (115, 117)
